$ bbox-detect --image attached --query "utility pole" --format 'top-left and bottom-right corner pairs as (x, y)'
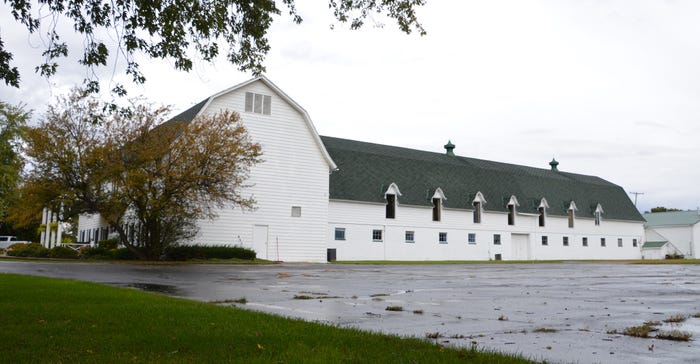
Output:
(629, 191), (644, 206)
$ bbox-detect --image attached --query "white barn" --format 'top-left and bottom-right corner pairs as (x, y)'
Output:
(78, 76), (646, 262)
(643, 211), (700, 259)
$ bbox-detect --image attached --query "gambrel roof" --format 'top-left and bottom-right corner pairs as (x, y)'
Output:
(321, 136), (644, 222)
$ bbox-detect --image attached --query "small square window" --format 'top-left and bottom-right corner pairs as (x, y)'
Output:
(493, 234), (501, 245)
(618, 238), (623, 247)
(468, 233), (476, 244)
(563, 236), (569, 246)
(601, 238), (606, 247)
(372, 229), (383, 242)
(582, 237), (588, 247)
(494, 253), (502, 261)
(405, 231), (415, 243)
(633, 238), (638, 247)
(439, 232), (448, 244)
(542, 236), (548, 246)
(291, 206), (301, 217)
(335, 228), (345, 241)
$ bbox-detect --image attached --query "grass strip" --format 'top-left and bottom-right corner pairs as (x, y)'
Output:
(0, 274), (533, 363)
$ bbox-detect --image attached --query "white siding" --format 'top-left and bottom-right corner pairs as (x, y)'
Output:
(328, 200), (644, 261)
(647, 225), (694, 258)
(77, 213), (109, 245)
(194, 80), (330, 262)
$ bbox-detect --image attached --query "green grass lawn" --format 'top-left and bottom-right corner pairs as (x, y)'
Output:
(0, 274), (533, 363)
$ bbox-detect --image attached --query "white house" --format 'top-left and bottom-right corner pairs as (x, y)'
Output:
(78, 76), (647, 262)
(643, 211), (700, 259)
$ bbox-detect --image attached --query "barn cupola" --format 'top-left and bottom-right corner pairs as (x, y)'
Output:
(444, 140), (455, 157)
(549, 158), (559, 171)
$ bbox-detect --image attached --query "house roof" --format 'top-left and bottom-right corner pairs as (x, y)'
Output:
(643, 211), (700, 227)
(321, 136), (645, 221)
(166, 76), (337, 171)
(642, 241), (668, 249)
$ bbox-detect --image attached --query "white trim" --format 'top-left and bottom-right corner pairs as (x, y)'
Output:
(472, 191), (487, 204)
(568, 201), (578, 212)
(432, 187), (447, 201)
(539, 198), (550, 209)
(507, 195), (520, 207)
(384, 182), (403, 197)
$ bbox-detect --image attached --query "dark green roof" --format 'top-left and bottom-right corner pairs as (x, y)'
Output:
(642, 241), (668, 249)
(321, 136), (645, 222)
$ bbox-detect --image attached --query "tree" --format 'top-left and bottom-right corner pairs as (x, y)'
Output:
(22, 89), (261, 259)
(0, 102), (29, 232)
(1, 0), (426, 93)
(649, 207), (682, 213)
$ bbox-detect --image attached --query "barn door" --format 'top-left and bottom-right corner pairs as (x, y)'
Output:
(253, 225), (269, 260)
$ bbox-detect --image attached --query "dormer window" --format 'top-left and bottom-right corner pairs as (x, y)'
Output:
(506, 195), (519, 226)
(384, 183), (401, 219)
(431, 188), (446, 222)
(432, 198), (441, 221)
(472, 191), (486, 224)
(244, 92), (272, 115)
(538, 198), (549, 227)
(594, 204), (604, 226)
(386, 194), (396, 219)
(567, 201), (577, 229)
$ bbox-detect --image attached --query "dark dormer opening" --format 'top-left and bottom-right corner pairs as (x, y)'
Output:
(444, 140), (455, 157)
(538, 206), (546, 227)
(549, 158), (559, 171)
(507, 204), (515, 225)
(473, 201), (482, 223)
(386, 194), (396, 219)
(432, 198), (441, 221)
(568, 208), (574, 228)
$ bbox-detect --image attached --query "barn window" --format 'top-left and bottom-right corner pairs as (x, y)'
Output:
(582, 237), (588, 247)
(432, 198), (441, 221)
(405, 231), (415, 243)
(468, 233), (476, 244)
(507, 204), (515, 225)
(334, 228), (345, 241)
(291, 206), (301, 217)
(601, 238), (606, 247)
(538, 207), (546, 227)
(633, 238), (638, 247)
(439, 232), (448, 244)
(493, 234), (501, 245)
(541, 236), (548, 246)
(473, 202), (482, 223)
(563, 236), (569, 246)
(568, 209), (574, 228)
(372, 229), (383, 242)
(244, 92), (272, 115)
(386, 194), (396, 219)
(618, 238), (623, 247)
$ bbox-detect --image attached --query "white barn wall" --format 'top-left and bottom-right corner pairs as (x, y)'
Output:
(329, 200), (643, 261)
(649, 226), (694, 257)
(194, 80), (330, 262)
(77, 213), (108, 244)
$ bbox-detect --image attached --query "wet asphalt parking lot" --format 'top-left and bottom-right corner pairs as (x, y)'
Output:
(1, 260), (699, 363)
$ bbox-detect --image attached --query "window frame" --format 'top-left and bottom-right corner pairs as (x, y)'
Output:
(372, 229), (383, 242)
(541, 235), (548, 246)
(432, 197), (441, 221)
(405, 231), (415, 243)
(386, 194), (396, 219)
(618, 238), (623, 247)
(291, 206), (301, 217)
(493, 234), (501, 245)
(438, 232), (448, 244)
(582, 237), (588, 247)
(334, 228), (346, 241)
(601, 237), (606, 247)
(563, 236), (569, 246)
(468, 233), (476, 244)
(473, 201), (481, 223)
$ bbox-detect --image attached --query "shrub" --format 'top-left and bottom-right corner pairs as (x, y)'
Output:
(80, 246), (111, 260)
(623, 324), (653, 338)
(6, 243), (49, 258)
(98, 238), (119, 250)
(111, 248), (137, 260)
(385, 306), (404, 312)
(656, 330), (692, 341)
(49, 246), (79, 259)
(163, 245), (256, 261)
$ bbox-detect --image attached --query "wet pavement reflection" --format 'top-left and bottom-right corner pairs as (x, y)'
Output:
(1, 260), (698, 363)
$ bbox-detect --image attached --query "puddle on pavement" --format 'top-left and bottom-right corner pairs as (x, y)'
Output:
(124, 282), (180, 295)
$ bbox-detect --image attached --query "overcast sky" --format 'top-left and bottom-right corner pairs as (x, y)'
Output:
(2, 0), (699, 214)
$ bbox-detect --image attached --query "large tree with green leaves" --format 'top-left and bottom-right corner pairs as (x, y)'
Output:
(1, 0), (425, 93)
(0, 102), (28, 232)
(21, 90), (261, 259)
